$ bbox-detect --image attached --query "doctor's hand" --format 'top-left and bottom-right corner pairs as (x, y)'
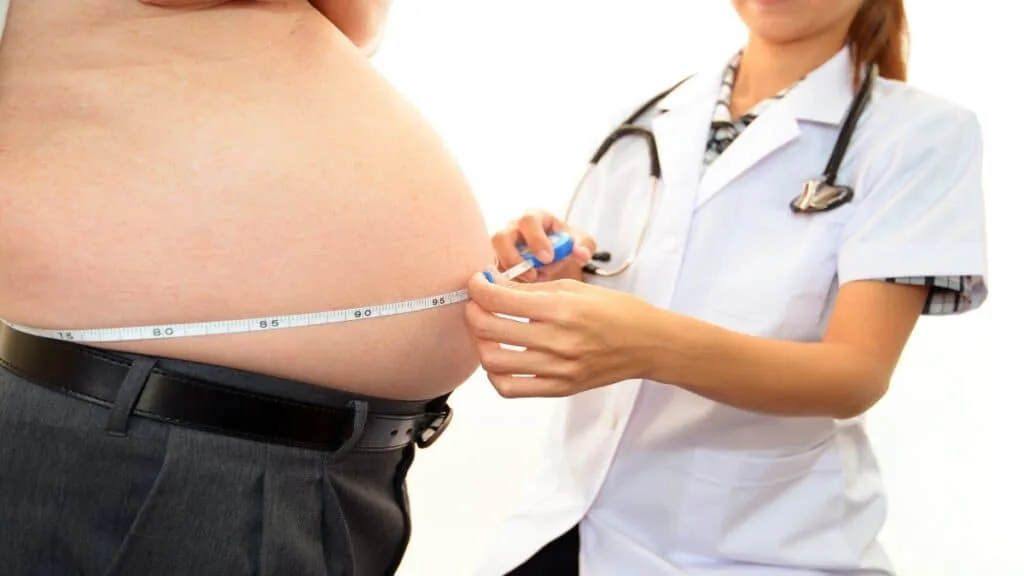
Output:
(492, 210), (596, 283)
(465, 273), (661, 398)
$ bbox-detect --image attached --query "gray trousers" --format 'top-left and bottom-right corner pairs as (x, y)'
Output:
(0, 353), (422, 576)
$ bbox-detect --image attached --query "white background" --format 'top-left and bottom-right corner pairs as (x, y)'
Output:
(371, 2), (1021, 575)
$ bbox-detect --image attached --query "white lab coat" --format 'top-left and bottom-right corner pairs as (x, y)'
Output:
(476, 47), (988, 575)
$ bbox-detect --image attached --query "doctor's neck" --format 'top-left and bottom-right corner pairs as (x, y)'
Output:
(731, 32), (847, 114)
(730, 0), (909, 115)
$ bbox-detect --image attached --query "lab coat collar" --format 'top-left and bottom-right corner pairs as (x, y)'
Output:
(652, 45), (858, 210)
(648, 64), (720, 222)
(782, 45), (858, 126)
(655, 45), (857, 125)
(654, 54), (732, 114)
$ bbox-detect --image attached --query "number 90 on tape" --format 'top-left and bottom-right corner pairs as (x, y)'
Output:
(1, 289), (470, 344)
(0, 232), (572, 343)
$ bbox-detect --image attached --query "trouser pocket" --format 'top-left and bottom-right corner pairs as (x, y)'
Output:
(388, 445), (417, 575)
(324, 444), (417, 576)
(102, 427), (274, 576)
(0, 373), (171, 576)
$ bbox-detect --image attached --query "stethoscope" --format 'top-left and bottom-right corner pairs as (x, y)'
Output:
(569, 64), (877, 277)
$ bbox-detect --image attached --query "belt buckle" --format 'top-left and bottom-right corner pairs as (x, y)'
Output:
(415, 404), (453, 448)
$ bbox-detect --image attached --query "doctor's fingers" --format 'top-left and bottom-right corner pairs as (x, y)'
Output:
(465, 301), (568, 351)
(476, 342), (581, 395)
(466, 273), (578, 322)
(493, 211), (562, 267)
(534, 258), (585, 282)
(568, 229), (596, 263)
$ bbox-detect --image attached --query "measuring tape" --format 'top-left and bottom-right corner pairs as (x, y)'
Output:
(0, 289), (471, 343)
(2, 232), (576, 344)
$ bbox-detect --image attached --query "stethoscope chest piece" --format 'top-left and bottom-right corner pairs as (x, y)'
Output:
(790, 179), (854, 213)
(570, 63), (877, 273)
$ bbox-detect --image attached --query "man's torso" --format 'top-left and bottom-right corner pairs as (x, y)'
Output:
(0, 0), (492, 400)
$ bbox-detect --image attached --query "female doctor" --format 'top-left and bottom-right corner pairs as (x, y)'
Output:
(464, 0), (988, 574)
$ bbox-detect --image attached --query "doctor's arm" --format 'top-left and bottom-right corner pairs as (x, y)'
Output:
(467, 108), (986, 419)
(642, 281), (927, 419)
(645, 106), (986, 418)
(656, 110), (987, 419)
(466, 276), (926, 419)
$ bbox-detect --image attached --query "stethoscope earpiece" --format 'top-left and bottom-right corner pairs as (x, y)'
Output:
(580, 251), (613, 275)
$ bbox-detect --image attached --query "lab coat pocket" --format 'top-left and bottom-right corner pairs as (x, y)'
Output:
(674, 440), (860, 567)
(701, 288), (825, 341)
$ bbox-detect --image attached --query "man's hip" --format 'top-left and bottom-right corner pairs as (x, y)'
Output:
(0, 325), (452, 576)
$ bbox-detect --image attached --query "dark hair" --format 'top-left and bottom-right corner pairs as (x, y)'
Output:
(847, 0), (909, 87)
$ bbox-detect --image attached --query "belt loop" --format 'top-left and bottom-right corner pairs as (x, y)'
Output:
(334, 400), (369, 455)
(105, 357), (158, 437)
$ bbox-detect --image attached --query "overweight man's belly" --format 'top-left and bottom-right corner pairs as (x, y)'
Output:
(0, 0), (491, 400)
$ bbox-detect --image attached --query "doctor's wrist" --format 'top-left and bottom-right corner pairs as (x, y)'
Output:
(621, 305), (691, 383)
(634, 310), (717, 387)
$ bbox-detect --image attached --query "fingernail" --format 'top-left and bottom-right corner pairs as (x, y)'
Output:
(536, 250), (553, 263)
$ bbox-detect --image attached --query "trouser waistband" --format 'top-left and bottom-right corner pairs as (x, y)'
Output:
(0, 323), (452, 452)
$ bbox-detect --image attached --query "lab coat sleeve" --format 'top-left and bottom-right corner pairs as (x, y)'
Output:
(836, 106), (988, 312)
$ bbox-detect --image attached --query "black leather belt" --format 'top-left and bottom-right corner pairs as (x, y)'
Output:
(0, 323), (452, 452)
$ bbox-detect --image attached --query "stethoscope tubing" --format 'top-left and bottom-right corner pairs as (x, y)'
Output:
(568, 64), (877, 277)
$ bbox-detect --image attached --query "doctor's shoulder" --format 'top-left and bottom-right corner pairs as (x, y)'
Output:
(847, 78), (985, 211)
(836, 78), (988, 309)
(860, 79), (984, 167)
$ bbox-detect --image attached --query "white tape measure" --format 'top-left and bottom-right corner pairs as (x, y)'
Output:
(1, 232), (576, 344)
(1, 289), (470, 343)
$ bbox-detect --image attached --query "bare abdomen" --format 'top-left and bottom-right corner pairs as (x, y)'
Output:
(0, 1), (491, 400)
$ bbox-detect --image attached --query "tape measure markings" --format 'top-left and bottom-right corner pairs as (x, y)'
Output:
(2, 232), (577, 344)
(1, 289), (469, 343)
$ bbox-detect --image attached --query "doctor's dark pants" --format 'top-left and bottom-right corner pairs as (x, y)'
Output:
(507, 525), (581, 575)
